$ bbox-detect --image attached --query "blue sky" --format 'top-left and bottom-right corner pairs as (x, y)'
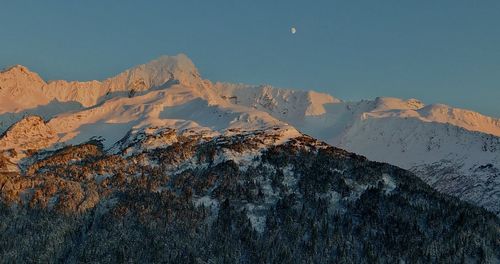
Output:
(0, 0), (499, 117)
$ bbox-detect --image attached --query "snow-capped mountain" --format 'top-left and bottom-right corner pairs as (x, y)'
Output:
(214, 85), (500, 215)
(0, 54), (499, 215)
(1, 54), (500, 262)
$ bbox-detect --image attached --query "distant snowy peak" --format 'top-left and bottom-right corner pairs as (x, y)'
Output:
(42, 54), (209, 107)
(0, 54), (207, 111)
(0, 65), (50, 113)
(366, 97), (500, 136)
(0, 65), (45, 85)
(417, 104), (500, 136)
(372, 97), (425, 111)
(103, 53), (203, 92)
(213, 82), (341, 120)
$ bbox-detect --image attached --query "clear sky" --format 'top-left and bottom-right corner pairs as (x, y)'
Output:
(1, 0), (499, 117)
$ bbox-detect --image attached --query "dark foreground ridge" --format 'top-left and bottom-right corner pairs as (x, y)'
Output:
(0, 131), (499, 263)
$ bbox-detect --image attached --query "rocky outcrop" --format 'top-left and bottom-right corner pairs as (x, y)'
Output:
(0, 116), (57, 151)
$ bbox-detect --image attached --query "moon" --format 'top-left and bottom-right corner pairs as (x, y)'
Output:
(291, 27), (296, 34)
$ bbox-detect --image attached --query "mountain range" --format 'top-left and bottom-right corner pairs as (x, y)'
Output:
(1, 54), (498, 216)
(0, 54), (499, 262)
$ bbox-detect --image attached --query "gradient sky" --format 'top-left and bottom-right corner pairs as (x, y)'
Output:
(1, 0), (499, 117)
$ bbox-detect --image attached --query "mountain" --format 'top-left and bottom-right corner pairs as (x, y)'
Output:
(0, 65), (49, 111)
(213, 85), (500, 215)
(0, 54), (499, 261)
(0, 55), (499, 216)
(1, 127), (499, 262)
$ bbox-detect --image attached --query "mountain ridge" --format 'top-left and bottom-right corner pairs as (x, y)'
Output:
(1, 55), (498, 136)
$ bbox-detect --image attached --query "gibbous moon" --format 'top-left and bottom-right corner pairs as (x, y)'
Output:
(291, 27), (296, 34)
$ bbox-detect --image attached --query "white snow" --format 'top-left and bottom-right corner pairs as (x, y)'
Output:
(382, 173), (397, 193)
(193, 195), (219, 209)
(245, 203), (267, 233)
(282, 164), (297, 188)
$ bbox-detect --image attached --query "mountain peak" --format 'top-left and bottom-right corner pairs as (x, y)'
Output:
(0, 64), (49, 114)
(152, 54), (198, 75)
(1, 64), (29, 73)
(104, 54), (203, 92)
(0, 64), (45, 83)
(373, 97), (425, 111)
